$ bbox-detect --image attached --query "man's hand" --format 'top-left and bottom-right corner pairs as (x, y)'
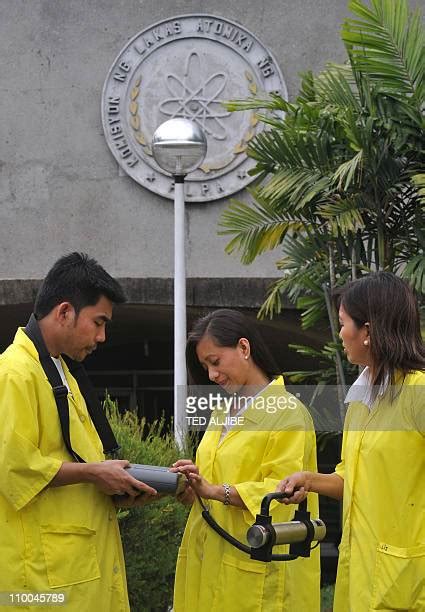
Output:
(86, 460), (158, 497)
(113, 492), (158, 508)
(50, 459), (158, 498)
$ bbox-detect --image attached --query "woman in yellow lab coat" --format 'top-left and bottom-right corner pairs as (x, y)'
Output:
(277, 272), (425, 611)
(172, 309), (321, 612)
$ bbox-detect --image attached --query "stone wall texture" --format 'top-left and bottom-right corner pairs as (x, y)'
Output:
(0, 0), (422, 292)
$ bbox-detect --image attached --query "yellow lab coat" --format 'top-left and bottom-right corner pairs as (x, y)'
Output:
(174, 376), (321, 612)
(334, 370), (425, 611)
(0, 329), (129, 611)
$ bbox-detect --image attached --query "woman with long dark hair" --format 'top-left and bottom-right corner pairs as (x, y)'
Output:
(277, 272), (425, 611)
(172, 309), (320, 611)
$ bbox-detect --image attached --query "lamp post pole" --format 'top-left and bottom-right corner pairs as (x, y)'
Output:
(152, 119), (207, 447)
(173, 174), (187, 447)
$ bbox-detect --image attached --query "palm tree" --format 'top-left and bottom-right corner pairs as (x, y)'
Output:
(220, 0), (424, 387)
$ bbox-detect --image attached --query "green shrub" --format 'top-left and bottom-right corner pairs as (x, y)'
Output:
(105, 397), (193, 611)
(321, 583), (335, 611)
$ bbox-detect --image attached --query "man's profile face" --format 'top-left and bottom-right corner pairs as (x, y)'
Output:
(63, 295), (113, 361)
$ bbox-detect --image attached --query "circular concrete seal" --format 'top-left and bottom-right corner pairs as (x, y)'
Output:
(102, 14), (287, 202)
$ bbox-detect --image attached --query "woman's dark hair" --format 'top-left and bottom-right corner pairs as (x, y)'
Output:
(34, 252), (126, 319)
(186, 309), (280, 385)
(339, 271), (425, 389)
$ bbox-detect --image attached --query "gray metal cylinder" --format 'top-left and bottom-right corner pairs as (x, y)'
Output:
(247, 519), (326, 548)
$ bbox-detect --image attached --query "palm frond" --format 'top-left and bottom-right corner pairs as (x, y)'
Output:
(412, 174), (425, 204)
(256, 232), (333, 322)
(248, 128), (334, 171)
(402, 254), (425, 294)
(332, 150), (364, 190)
(296, 71), (317, 104)
(219, 197), (302, 264)
(296, 294), (328, 328)
(257, 276), (291, 319)
(314, 64), (361, 112)
(318, 197), (365, 235)
(223, 93), (292, 113)
(259, 169), (332, 209)
(343, 0), (425, 106)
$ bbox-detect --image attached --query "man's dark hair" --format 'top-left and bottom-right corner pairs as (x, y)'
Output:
(34, 252), (126, 319)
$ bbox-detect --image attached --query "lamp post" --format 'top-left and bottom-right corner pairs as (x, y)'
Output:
(152, 118), (207, 447)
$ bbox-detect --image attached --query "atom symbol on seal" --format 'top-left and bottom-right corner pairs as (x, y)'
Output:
(159, 51), (231, 141)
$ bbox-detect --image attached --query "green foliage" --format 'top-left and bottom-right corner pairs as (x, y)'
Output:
(105, 397), (193, 612)
(221, 0), (424, 384)
(321, 583), (335, 611)
(283, 342), (357, 385)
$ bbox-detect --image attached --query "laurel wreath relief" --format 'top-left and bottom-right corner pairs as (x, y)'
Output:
(129, 77), (152, 155)
(129, 71), (259, 173)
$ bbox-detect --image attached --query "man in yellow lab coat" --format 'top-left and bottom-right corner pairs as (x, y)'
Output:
(0, 253), (156, 611)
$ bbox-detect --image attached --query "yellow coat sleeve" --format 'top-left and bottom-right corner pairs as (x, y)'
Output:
(335, 402), (354, 482)
(334, 432), (345, 481)
(0, 370), (62, 511)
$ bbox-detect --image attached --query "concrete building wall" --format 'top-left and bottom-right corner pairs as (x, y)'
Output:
(0, 0), (356, 283)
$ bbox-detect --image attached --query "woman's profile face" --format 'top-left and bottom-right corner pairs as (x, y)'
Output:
(339, 304), (371, 367)
(195, 334), (250, 392)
